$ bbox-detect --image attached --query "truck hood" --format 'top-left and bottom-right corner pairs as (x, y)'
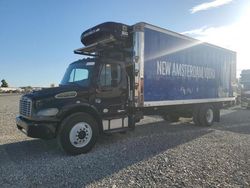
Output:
(24, 85), (89, 100)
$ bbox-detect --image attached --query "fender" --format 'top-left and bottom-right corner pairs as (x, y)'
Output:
(57, 103), (103, 132)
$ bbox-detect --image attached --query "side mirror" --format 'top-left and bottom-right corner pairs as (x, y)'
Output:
(133, 56), (139, 63)
(135, 63), (140, 74)
(133, 56), (140, 75)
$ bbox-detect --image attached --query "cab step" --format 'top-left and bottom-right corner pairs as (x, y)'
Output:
(103, 127), (131, 134)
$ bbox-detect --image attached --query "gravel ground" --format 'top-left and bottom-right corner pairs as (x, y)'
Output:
(0, 95), (250, 187)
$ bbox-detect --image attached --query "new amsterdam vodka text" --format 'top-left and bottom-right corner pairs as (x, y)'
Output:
(157, 60), (216, 79)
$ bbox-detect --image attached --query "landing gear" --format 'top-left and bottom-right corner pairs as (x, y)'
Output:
(162, 113), (179, 122)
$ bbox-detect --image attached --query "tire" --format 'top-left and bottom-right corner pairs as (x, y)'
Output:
(57, 112), (99, 155)
(198, 105), (215, 126)
(192, 106), (201, 126)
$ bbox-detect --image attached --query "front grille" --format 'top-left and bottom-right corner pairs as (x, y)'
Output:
(20, 97), (32, 117)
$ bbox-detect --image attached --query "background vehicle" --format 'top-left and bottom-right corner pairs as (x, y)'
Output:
(240, 69), (250, 108)
(16, 22), (236, 155)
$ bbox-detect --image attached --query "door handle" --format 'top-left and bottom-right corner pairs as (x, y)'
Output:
(96, 88), (112, 93)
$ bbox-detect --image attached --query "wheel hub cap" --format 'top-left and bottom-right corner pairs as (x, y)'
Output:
(78, 130), (86, 139)
(206, 109), (214, 123)
(69, 122), (93, 148)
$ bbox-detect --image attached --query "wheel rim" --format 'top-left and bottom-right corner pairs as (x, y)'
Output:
(206, 109), (214, 124)
(69, 122), (93, 148)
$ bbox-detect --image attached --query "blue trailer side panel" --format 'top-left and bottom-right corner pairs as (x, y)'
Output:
(143, 26), (235, 102)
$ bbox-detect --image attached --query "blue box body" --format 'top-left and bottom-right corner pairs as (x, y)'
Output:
(143, 26), (236, 102)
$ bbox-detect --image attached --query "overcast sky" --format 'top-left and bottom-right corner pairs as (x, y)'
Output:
(0, 0), (249, 87)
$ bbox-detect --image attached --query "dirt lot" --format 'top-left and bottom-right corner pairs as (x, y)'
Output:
(0, 95), (250, 187)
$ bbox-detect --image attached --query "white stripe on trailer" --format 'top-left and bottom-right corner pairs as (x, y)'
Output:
(144, 97), (235, 107)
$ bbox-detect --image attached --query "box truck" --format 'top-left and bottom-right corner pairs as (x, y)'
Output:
(16, 22), (236, 155)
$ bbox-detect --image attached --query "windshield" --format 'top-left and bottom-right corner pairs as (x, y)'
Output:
(60, 61), (95, 87)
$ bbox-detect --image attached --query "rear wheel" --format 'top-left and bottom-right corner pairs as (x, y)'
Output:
(192, 106), (200, 126)
(198, 105), (215, 126)
(57, 112), (99, 155)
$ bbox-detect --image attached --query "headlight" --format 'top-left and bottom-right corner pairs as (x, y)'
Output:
(37, 108), (59, 116)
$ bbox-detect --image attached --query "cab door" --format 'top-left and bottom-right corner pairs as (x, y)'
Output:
(95, 61), (128, 129)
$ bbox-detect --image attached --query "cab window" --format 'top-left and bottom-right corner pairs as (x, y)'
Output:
(99, 63), (121, 88)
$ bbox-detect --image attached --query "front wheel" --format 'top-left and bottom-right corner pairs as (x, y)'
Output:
(57, 112), (99, 155)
